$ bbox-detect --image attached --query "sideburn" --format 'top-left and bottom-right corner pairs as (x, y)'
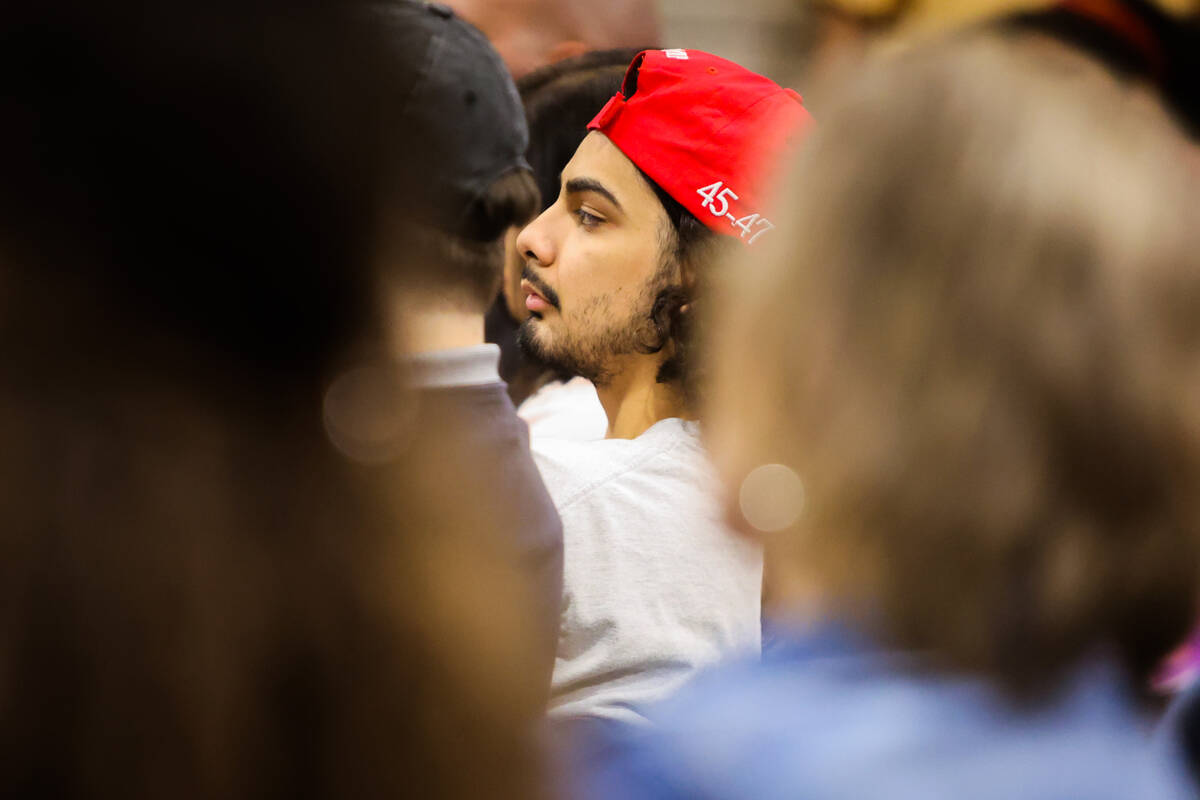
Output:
(639, 284), (692, 389)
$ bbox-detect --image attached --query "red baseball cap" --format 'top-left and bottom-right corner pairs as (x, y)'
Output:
(588, 49), (814, 246)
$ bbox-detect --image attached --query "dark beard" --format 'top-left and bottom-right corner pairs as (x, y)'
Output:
(517, 253), (683, 389)
(516, 317), (616, 386)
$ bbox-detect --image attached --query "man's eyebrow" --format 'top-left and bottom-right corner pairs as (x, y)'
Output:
(565, 177), (623, 212)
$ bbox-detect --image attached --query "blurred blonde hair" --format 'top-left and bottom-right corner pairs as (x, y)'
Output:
(709, 32), (1200, 695)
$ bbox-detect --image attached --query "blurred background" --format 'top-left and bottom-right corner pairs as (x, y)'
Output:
(3, 0), (1199, 797)
(659, 0), (813, 78)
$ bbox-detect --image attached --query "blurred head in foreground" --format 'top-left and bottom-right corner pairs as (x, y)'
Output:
(0, 1), (545, 797)
(709, 31), (1200, 695)
(369, 0), (540, 340)
(805, 0), (1200, 138)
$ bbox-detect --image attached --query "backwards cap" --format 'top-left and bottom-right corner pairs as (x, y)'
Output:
(588, 49), (814, 245)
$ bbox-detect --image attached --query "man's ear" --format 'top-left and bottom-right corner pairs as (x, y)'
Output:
(679, 259), (699, 293)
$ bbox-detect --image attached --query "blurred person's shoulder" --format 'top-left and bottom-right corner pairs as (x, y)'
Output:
(578, 622), (1197, 800)
(530, 417), (708, 511)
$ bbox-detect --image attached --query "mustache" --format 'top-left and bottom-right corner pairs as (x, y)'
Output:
(522, 266), (561, 310)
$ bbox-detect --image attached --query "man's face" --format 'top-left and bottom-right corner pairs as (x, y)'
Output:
(515, 132), (677, 385)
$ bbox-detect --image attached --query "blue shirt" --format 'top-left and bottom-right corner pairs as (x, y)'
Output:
(578, 622), (1195, 800)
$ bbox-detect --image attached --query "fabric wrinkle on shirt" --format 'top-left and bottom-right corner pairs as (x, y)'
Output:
(533, 417), (762, 726)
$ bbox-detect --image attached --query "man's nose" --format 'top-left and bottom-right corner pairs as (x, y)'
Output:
(515, 207), (555, 269)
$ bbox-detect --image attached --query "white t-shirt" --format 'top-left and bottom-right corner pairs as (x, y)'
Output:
(532, 418), (762, 725)
(518, 376), (608, 442)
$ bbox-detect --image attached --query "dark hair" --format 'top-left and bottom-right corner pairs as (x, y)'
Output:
(518, 48), (647, 212)
(638, 170), (724, 404)
(0, 3), (389, 384)
(395, 169), (540, 311)
(463, 168), (542, 242)
(368, 0), (540, 312)
(0, 2), (548, 797)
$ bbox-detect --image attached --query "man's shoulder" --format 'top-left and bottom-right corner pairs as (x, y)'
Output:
(530, 418), (707, 511)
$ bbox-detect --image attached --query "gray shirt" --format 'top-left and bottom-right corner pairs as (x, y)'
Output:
(533, 418), (762, 725)
(404, 344), (563, 701)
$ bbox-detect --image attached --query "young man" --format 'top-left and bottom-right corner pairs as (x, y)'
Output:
(515, 49), (813, 724)
(485, 48), (641, 438)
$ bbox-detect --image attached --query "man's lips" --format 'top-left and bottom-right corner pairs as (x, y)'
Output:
(521, 279), (553, 313)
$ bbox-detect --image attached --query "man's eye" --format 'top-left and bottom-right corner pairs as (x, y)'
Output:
(574, 209), (603, 229)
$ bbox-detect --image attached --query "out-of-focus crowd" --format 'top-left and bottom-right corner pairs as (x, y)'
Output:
(2, 1), (1199, 798)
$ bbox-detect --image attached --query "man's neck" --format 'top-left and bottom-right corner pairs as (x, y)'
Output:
(597, 356), (691, 440)
(388, 292), (484, 357)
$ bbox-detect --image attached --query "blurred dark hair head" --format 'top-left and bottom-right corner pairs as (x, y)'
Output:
(0, 1), (389, 390)
(709, 31), (1200, 700)
(381, 170), (540, 311)
(637, 170), (725, 406)
(0, 1), (547, 797)
(370, 0), (540, 311)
